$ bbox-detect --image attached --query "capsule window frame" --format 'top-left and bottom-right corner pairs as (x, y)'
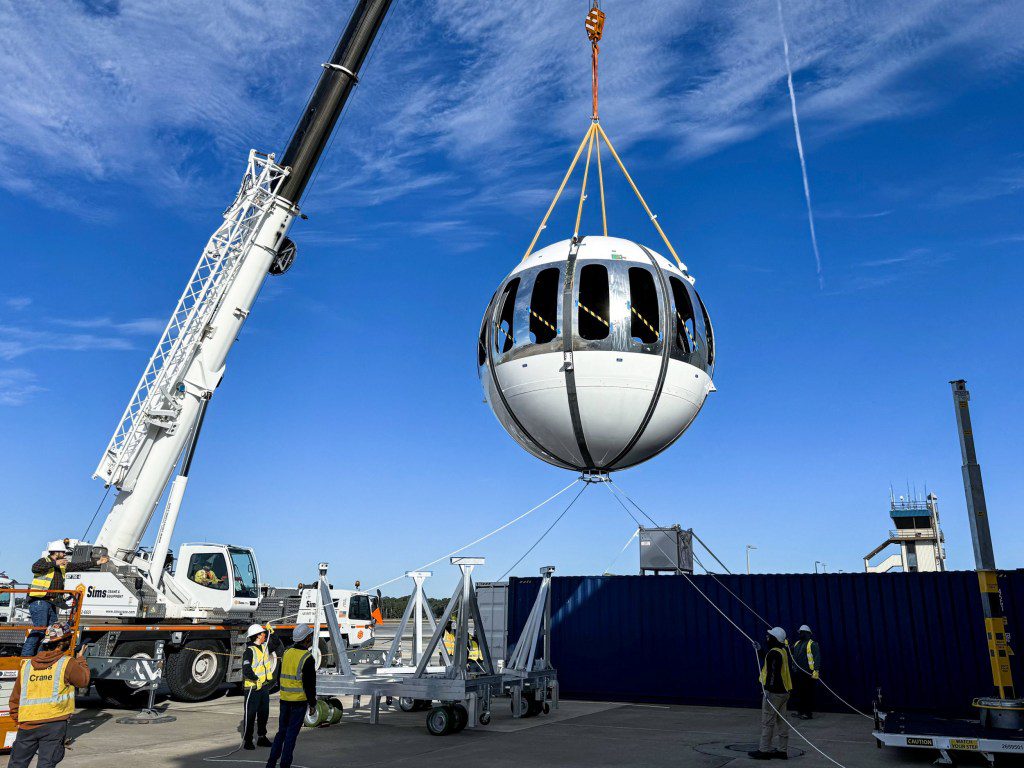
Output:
(528, 267), (561, 345)
(670, 276), (697, 358)
(627, 267), (661, 346)
(494, 277), (520, 355)
(576, 263), (611, 342)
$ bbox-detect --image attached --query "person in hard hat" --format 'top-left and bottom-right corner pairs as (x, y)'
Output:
(193, 562), (225, 588)
(8, 621), (90, 768)
(748, 626), (792, 760)
(789, 624), (821, 720)
(266, 625), (317, 768)
(242, 624), (275, 750)
(23, 541), (106, 657)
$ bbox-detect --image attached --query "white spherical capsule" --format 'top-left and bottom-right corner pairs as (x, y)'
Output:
(478, 235), (715, 472)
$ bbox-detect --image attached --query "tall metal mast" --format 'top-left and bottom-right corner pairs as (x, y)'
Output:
(94, 0), (392, 560)
(950, 380), (1021, 726)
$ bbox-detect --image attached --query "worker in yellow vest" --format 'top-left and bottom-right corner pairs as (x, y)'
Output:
(266, 625), (317, 768)
(242, 623), (275, 750)
(748, 626), (792, 760)
(8, 622), (90, 768)
(23, 541), (105, 656)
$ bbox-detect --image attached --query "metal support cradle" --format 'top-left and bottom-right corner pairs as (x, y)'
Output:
(314, 559), (558, 734)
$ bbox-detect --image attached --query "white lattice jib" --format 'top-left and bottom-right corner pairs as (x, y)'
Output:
(95, 151), (289, 488)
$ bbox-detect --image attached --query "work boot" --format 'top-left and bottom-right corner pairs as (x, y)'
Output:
(747, 750), (773, 760)
(243, 742), (255, 751)
(770, 750), (789, 759)
(257, 737), (272, 747)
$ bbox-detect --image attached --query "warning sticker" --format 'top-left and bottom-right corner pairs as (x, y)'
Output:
(949, 738), (979, 751)
(906, 737), (934, 746)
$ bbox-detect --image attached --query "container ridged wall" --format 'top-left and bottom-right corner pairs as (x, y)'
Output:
(508, 571), (1024, 715)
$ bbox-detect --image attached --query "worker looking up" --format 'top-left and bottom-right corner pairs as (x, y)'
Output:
(789, 624), (821, 720)
(749, 626), (792, 761)
(267, 625), (317, 768)
(23, 542), (106, 657)
(242, 624), (275, 750)
(8, 621), (90, 768)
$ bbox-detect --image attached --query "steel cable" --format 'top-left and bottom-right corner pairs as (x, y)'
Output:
(499, 483), (588, 580)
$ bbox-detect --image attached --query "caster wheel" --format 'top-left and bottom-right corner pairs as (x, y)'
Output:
(426, 705), (453, 736)
(479, 711), (492, 726)
(327, 697), (344, 724)
(543, 702), (550, 715)
(399, 697), (417, 712)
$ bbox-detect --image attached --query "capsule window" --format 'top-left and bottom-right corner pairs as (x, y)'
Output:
(529, 268), (560, 344)
(696, 292), (714, 368)
(477, 310), (488, 366)
(628, 268), (660, 344)
(577, 264), (610, 341)
(494, 278), (519, 354)
(670, 277), (697, 355)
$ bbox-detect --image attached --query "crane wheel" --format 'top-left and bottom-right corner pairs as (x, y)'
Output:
(164, 639), (226, 701)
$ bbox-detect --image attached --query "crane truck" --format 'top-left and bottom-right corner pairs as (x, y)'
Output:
(6, 0), (394, 704)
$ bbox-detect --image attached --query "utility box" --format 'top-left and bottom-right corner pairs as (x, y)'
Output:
(639, 526), (693, 575)
(475, 582), (509, 663)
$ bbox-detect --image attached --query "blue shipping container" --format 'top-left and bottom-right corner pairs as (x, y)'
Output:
(508, 570), (1024, 715)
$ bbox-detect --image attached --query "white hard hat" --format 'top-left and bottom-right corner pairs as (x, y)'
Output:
(768, 627), (787, 643)
(247, 624), (266, 638)
(798, 624), (812, 633)
(292, 624), (313, 643)
(46, 541), (68, 553)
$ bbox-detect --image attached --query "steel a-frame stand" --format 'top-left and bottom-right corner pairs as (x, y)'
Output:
(381, 570), (450, 669)
(504, 566), (559, 718)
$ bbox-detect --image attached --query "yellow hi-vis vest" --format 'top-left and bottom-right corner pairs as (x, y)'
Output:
(29, 563), (66, 598)
(279, 647), (311, 702)
(245, 644), (274, 689)
(759, 647), (792, 692)
(18, 656), (74, 723)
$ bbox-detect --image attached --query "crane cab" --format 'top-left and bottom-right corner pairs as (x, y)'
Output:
(171, 544), (261, 616)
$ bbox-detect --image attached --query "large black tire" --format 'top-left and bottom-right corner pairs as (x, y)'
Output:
(95, 641), (159, 708)
(452, 704), (469, 733)
(164, 639), (226, 701)
(426, 705), (454, 736)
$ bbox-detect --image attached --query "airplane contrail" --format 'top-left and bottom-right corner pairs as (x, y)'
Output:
(776, 0), (823, 289)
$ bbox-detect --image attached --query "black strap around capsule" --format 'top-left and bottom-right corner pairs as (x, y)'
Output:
(561, 236), (596, 470)
(485, 283), (578, 470)
(605, 243), (673, 470)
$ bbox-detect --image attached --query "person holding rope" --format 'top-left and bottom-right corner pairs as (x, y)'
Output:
(789, 624), (821, 720)
(241, 623), (275, 750)
(749, 626), (792, 760)
(8, 622), (90, 768)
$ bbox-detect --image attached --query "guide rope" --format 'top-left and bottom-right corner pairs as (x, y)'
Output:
(369, 478), (582, 591)
(603, 480), (849, 766)
(607, 479), (873, 722)
(499, 483), (588, 580)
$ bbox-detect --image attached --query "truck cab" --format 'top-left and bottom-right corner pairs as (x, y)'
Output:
(170, 544), (261, 617)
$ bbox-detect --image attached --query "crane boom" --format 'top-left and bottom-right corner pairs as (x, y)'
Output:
(93, 0), (393, 560)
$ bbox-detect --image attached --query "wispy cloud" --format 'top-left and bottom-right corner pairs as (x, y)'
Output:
(4, 297), (32, 311)
(0, 368), (44, 406)
(1, 0), (1022, 226)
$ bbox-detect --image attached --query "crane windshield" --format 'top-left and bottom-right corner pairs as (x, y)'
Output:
(229, 548), (259, 599)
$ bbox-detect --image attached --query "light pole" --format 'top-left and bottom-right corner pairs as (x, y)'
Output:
(821, 562), (828, 573)
(746, 545), (757, 575)
(814, 560), (820, 574)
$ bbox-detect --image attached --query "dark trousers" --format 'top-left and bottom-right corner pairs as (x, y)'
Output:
(791, 671), (817, 716)
(267, 700), (306, 768)
(243, 684), (270, 744)
(9, 721), (68, 768)
(22, 601), (57, 656)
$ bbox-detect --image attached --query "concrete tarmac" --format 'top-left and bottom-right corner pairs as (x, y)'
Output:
(1, 690), (939, 768)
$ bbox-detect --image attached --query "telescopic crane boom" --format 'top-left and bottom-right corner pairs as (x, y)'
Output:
(92, 0), (391, 564)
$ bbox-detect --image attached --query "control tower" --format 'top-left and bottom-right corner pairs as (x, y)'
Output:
(864, 492), (946, 573)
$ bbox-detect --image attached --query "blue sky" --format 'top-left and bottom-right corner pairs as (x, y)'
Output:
(1, 0), (1022, 595)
